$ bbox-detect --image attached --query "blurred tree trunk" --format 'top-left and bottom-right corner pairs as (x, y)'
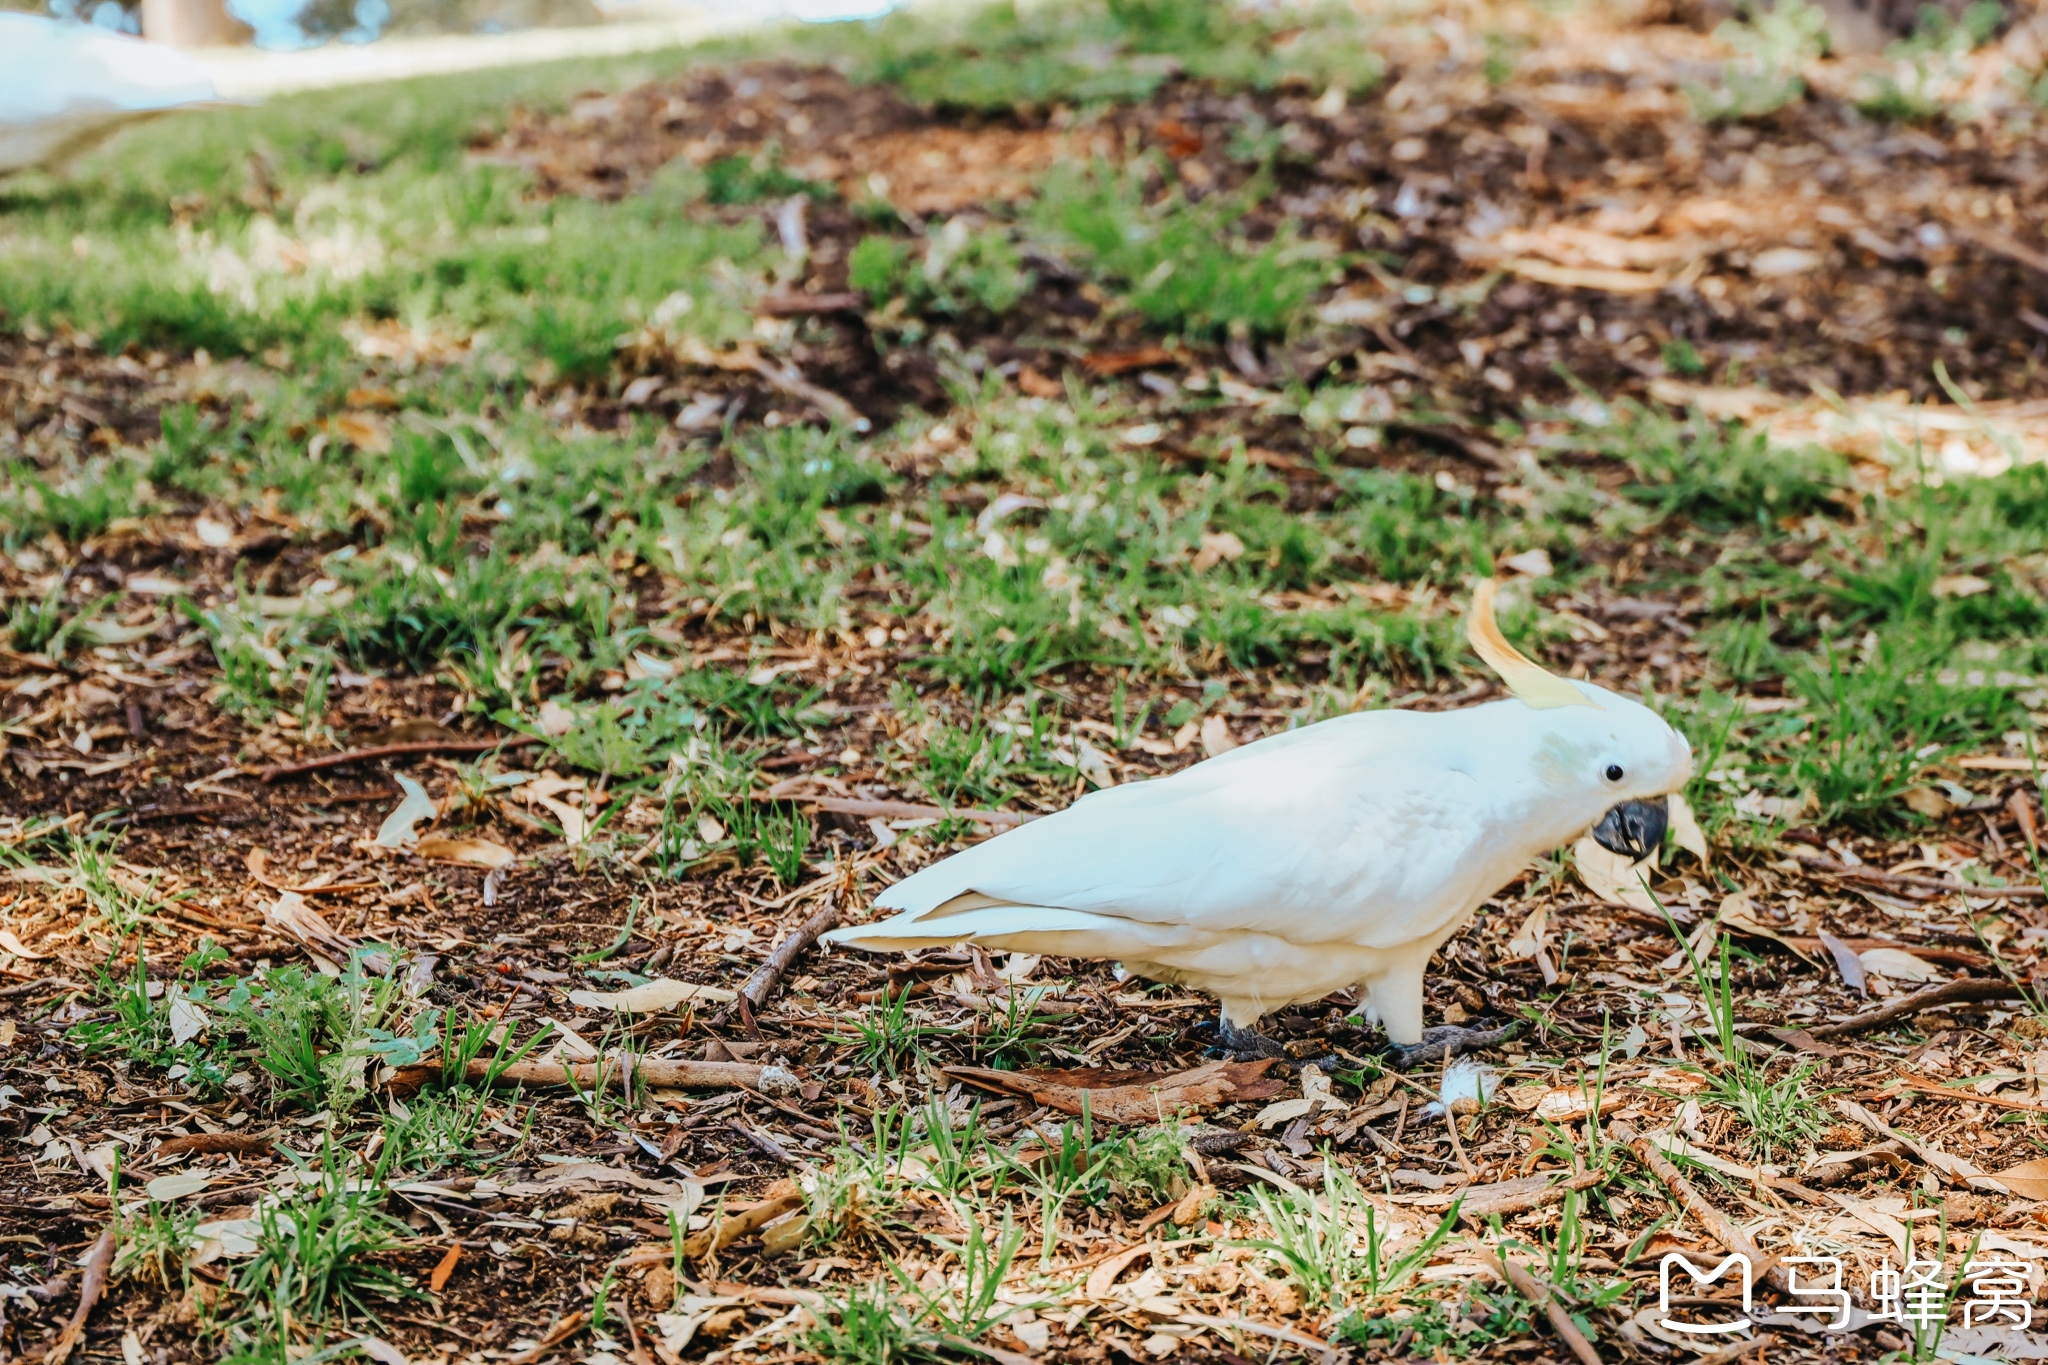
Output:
(140, 0), (251, 46)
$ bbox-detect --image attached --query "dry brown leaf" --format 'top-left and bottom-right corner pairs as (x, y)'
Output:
(1189, 531), (1246, 573)
(1902, 786), (1955, 818)
(1080, 345), (1175, 376)
(415, 836), (515, 870)
(0, 928), (48, 959)
(328, 412), (392, 454)
(1993, 1157), (2048, 1201)
(1501, 257), (1674, 293)
(1820, 1188), (1912, 1260)
(1858, 947), (1943, 983)
(943, 1059), (1286, 1125)
(1503, 1082), (1624, 1124)
(1393, 1168), (1603, 1215)
(1573, 836), (1659, 911)
(1085, 1243), (1155, 1298)
(1014, 365), (1062, 398)
(246, 849), (377, 896)
(1667, 791), (1708, 864)
(155, 1132), (274, 1159)
(1253, 1065), (1334, 1129)
(566, 978), (737, 1013)
(1506, 902), (1548, 960)
(1835, 1099), (2008, 1193)
(531, 793), (588, 845)
(1718, 892), (1823, 968)
(429, 1244), (461, 1294)
(263, 890), (359, 966)
(1198, 714), (1237, 758)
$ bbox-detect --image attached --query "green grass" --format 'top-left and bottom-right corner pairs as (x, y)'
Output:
(1243, 1162), (1460, 1314)
(17, 6), (2048, 1358)
(225, 1146), (417, 1344)
(1668, 931), (1828, 1165)
(12, 11), (2024, 837)
(1028, 159), (1337, 339)
(847, 0), (1383, 112)
(851, 219), (1035, 327)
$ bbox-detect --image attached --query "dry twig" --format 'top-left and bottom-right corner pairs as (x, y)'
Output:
(386, 1054), (797, 1095)
(1615, 1121), (1790, 1294)
(505, 1311), (587, 1365)
(1493, 1253), (1602, 1365)
(1788, 851), (2044, 900)
(41, 1225), (114, 1365)
(257, 734), (538, 783)
(762, 792), (1031, 829)
(683, 1179), (802, 1258)
(732, 897), (840, 1015)
(1804, 977), (2029, 1039)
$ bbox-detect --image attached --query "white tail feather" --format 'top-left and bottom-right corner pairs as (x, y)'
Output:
(825, 903), (1205, 959)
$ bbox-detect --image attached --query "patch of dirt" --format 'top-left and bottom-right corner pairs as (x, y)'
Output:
(475, 63), (1095, 213)
(13, 10), (2048, 1363)
(487, 29), (2048, 430)
(0, 328), (180, 466)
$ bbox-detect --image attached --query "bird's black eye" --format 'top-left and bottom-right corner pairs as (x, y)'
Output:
(1605, 764), (1625, 783)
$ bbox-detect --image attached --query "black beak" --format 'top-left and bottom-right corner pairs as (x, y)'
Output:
(1593, 797), (1668, 863)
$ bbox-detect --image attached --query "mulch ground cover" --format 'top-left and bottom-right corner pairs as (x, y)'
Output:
(6, 3), (2048, 1363)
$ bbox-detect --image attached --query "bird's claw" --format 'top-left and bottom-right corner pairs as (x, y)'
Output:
(1196, 1015), (1289, 1063)
(1379, 1020), (1522, 1070)
(1284, 1052), (1345, 1075)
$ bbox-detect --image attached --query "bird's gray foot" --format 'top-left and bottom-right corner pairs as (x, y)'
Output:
(1380, 1020), (1522, 1071)
(1288, 1053), (1345, 1075)
(1198, 1014), (1288, 1062)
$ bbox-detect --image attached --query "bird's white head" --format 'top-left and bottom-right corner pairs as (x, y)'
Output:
(1468, 581), (1693, 861)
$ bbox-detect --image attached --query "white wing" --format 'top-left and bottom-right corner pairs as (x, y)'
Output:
(0, 17), (217, 174)
(870, 710), (1501, 951)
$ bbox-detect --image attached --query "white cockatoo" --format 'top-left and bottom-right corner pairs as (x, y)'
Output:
(0, 15), (218, 176)
(827, 582), (1693, 1066)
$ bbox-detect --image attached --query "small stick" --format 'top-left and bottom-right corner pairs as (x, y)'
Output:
(1804, 977), (2029, 1039)
(1441, 1169), (1606, 1221)
(1493, 1253), (1602, 1365)
(1788, 851), (2044, 900)
(737, 352), (866, 430)
(732, 899), (840, 1017)
(683, 1180), (802, 1258)
(753, 292), (863, 316)
(1169, 1312), (1332, 1356)
(1952, 220), (2048, 279)
(506, 1310), (587, 1365)
(152, 1132), (276, 1160)
(2012, 789), (2040, 852)
(0, 976), (78, 1000)
(42, 1225), (115, 1365)
(1614, 1122), (1790, 1294)
(688, 1276), (827, 1308)
(1889, 1071), (2048, 1114)
(619, 1306), (656, 1365)
(103, 802), (245, 827)
(1443, 1107), (1478, 1178)
(257, 734), (539, 783)
(757, 793), (1030, 829)
(1689, 1335), (1772, 1365)
(728, 1120), (799, 1165)
(467, 1055), (799, 1095)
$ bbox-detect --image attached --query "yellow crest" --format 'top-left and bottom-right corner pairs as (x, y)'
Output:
(1467, 580), (1600, 711)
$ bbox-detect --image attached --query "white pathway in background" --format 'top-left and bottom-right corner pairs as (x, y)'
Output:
(192, 0), (900, 99)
